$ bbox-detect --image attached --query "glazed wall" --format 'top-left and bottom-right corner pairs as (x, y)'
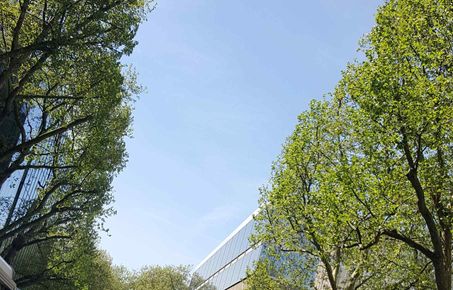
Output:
(193, 215), (262, 290)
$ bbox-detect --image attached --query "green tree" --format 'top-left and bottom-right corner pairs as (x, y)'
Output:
(251, 0), (452, 289)
(21, 234), (130, 290)
(0, 0), (149, 185)
(0, 0), (150, 287)
(251, 100), (431, 289)
(129, 265), (195, 290)
(337, 0), (452, 288)
(67, 249), (129, 290)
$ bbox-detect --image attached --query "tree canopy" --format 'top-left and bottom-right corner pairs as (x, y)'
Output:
(250, 0), (452, 289)
(0, 0), (150, 287)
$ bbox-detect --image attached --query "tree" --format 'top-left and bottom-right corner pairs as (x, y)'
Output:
(128, 265), (215, 290)
(14, 230), (121, 289)
(18, 233), (130, 290)
(250, 101), (354, 290)
(0, 0), (150, 287)
(0, 0), (149, 185)
(251, 100), (432, 289)
(337, 0), (452, 288)
(65, 249), (129, 290)
(250, 0), (452, 289)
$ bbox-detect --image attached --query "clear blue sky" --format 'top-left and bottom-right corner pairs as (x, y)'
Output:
(100, 0), (382, 270)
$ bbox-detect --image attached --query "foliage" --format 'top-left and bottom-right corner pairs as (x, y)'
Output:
(20, 231), (126, 290)
(250, 100), (430, 289)
(57, 262), (213, 290)
(0, 0), (150, 185)
(0, 0), (150, 287)
(250, 0), (452, 289)
(128, 265), (194, 290)
(246, 246), (314, 290)
(338, 0), (452, 288)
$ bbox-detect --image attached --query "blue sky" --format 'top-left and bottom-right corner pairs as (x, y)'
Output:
(100, 0), (382, 270)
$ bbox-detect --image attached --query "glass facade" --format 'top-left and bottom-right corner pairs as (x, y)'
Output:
(0, 148), (51, 288)
(0, 256), (16, 290)
(193, 211), (263, 290)
(0, 164), (50, 252)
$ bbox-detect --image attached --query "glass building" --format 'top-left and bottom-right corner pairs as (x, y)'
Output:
(0, 144), (52, 290)
(192, 210), (263, 290)
(0, 256), (16, 290)
(192, 210), (322, 290)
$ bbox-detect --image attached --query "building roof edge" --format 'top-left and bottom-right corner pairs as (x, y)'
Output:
(193, 208), (260, 273)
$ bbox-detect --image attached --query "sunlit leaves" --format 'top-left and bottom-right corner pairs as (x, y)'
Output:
(250, 0), (451, 288)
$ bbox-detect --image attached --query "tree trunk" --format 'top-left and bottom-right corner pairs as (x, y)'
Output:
(435, 227), (452, 290)
(432, 257), (451, 290)
(0, 63), (21, 181)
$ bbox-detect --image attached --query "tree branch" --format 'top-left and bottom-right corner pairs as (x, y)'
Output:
(0, 115), (92, 162)
(382, 229), (435, 260)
